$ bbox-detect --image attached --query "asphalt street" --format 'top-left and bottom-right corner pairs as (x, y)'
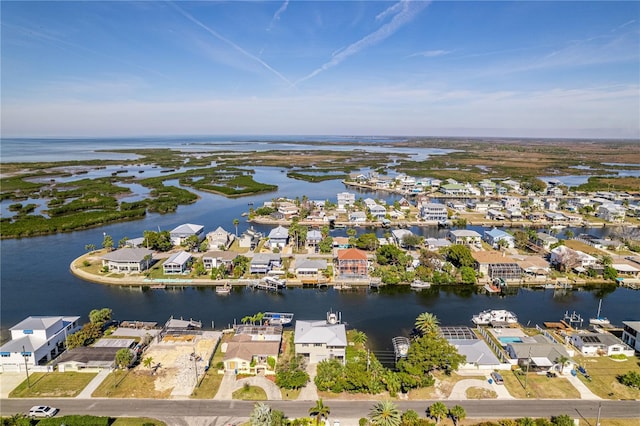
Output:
(1, 399), (638, 421)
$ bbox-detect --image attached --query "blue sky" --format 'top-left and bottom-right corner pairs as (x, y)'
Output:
(1, 1), (638, 138)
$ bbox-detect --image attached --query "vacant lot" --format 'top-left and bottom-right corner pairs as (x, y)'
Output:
(502, 370), (580, 399)
(575, 355), (640, 400)
(9, 372), (97, 398)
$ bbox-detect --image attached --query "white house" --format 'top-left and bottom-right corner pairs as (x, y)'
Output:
(294, 313), (347, 364)
(570, 332), (634, 357)
(267, 225), (289, 248)
(621, 321), (640, 352)
(550, 246), (597, 271)
(367, 204), (387, 220)
(206, 226), (235, 250)
(448, 229), (482, 246)
(0, 316), (81, 372)
(163, 251), (192, 274)
(250, 253), (282, 274)
(202, 250), (237, 271)
(391, 229), (415, 247)
(598, 204), (626, 223)
(101, 247), (153, 272)
(170, 223), (204, 246)
(336, 192), (356, 210)
(349, 211), (367, 222)
(483, 228), (515, 249)
(420, 202), (448, 222)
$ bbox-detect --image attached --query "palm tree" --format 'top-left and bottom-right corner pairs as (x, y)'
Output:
(448, 405), (466, 426)
(427, 402), (448, 425)
(143, 356), (154, 368)
(233, 218), (239, 237)
(351, 330), (368, 346)
(250, 402), (272, 426)
(241, 315), (252, 325)
(555, 355), (570, 374)
(414, 312), (440, 337)
(518, 417), (536, 426)
(309, 398), (330, 425)
(368, 400), (401, 426)
(255, 312), (265, 325)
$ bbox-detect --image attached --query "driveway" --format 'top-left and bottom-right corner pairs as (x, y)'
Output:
(297, 363), (319, 401)
(448, 376), (514, 400)
(214, 372), (282, 400)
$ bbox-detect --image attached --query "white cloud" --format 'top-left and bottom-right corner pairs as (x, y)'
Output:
(409, 49), (451, 58)
(268, 1), (289, 31)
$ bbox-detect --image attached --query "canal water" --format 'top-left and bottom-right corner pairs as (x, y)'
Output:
(1, 137), (638, 350)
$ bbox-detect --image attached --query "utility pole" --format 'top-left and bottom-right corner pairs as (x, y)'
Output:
(523, 347), (531, 397)
(596, 402), (602, 426)
(22, 345), (31, 388)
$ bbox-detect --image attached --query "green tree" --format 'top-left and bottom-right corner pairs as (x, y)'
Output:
(445, 245), (474, 268)
(414, 312), (440, 337)
(233, 218), (240, 237)
(427, 402), (448, 425)
(398, 334), (465, 381)
(199, 239), (209, 253)
(143, 230), (173, 251)
(118, 236), (129, 248)
(459, 266), (477, 284)
(618, 371), (640, 388)
(102, 233), (114, 250)
(318, 237), (334, 254)
(143, 356), (154, 368)
(564, 229), (574, 239)
(603, 266), (618, 281)
(276, 355), (310, 389)
(182, 235), (200, 252)
(115, 348), (133, 369)
(289, 220), (308, 251)
(85, 243), (96, 252)
(89, 308), (112, 324)
(401, 234), (423, 249)
(192, 259), (206, 276)
(351, 330), (368, 346)
(368, 400), (401, 426)
(517, 418), (536, 426)
(600, 254), (613, 266)
(232, 255), (250, 278)
(356, 233), (379, 251)
(376, 245), (410, 267)
(555, 355), (570, 374)
(448, 405), (466, 426)
(551, 415), (574, 426)
(250, 402), (273, 426)
(309, 398), (330, 426)
(401, 409), (419, 426)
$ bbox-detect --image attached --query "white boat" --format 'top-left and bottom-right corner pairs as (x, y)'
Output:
(263, 276), (287, 289)
(589, 299), (610, 326)
(483, 283), (501, 293)
(263, 312), (294, 326)
(216, 284), (231, 295)
(543, 283), (557, 289)
(410, 280), (431, 289)
(472, 309), (518, 325)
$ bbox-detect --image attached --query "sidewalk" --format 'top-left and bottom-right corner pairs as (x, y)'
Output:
(76, 368), (111, 398)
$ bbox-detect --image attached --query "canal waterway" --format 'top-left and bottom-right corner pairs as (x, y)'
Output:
(1, 137), (639, 351)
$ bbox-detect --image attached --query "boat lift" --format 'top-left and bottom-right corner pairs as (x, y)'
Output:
(392, 336), (410, 363)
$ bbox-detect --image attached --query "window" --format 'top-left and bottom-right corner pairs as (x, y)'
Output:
(23, 330), (33, 335)
(302, 344), (309, 347)
(314, 343), (323, 347)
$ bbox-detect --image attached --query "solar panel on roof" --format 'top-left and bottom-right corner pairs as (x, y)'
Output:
(582, 335), (601, 343)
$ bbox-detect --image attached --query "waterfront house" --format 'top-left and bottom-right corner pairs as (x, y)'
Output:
(550, 246), (597, 271)
(570, 332), (634, 357)
(486, 209), (506, 221)
(534, 232), (559, 250)
(483, 228), (515, 249)
(391, 229), (415, 247)
(503, 197), (521, 210)
(206, 226), (235, 250)
(349, 211), (367, 223)
(56, 338), (136, 372)
(621, 321), (640, 352)
(163, 251), (192, 274)
(597, 204), (626, 223)
(448, 229), (482, 247)
(278, 201), (299, 219)
(170, 223), (204, 246)
(202, 250), (237, 271)
(337, 192), (356, 210)
(505, 208), (523, 220)
(250, 253), (282, 274)
(367, 204), (387, 220)
(295, 258), (328, 282)
(513, 255), (551, 280)
(545, 199), (559, 211)
(124, 237), (145, 248)
(336, 248), (368, 278)
(505, 335), (572, 372)
(332, 237), (351, 249)
(267, 225), (289, 248)
(440, 183), (469, 196)
(0, 316), (81, 372)
(102, 247), (154, 273)
(467, 200), (490, 212)
(440, 326), (506, 371)
(294, 314), (347, 364)
(547, 187), (563, 197)
(472, 251), (522, 281)
(223, 325), (282, 375)
(419, 202), (448, 222)
(424, 238), (451, 251)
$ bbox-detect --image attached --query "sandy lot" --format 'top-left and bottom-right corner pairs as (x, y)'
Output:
(141, 331), (221, 398)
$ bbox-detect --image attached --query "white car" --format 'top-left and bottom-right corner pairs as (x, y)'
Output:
(28, 405), (59, 418)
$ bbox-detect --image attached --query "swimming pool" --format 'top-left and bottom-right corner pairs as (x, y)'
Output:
(498, 336), (523, 344)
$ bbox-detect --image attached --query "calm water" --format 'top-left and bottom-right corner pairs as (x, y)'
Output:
(1, 137), (639, 350)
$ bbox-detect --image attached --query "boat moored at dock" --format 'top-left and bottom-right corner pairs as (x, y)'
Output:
(472, 309), (518, 325)
(263, 312), (294, 326)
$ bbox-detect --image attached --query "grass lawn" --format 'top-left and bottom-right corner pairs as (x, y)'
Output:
(466, 387), (497, 399)
(9, 372), (97, 398)
(111, 418), (167, 426)
(232, 385), (267, 400)
(92, 369), (172, 398)
(191, 333), (229, 399)
(574, 355), (640, 400)
(502, 370), (580, 399)
(281, 387), (302, 400)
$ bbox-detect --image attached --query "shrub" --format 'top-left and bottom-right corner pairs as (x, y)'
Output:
(618, 371), (640, 388)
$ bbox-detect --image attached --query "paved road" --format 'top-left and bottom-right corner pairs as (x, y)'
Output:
(1, 398), (638, 420)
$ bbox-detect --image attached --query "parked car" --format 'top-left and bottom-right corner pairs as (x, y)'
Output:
(490, 371), (504, 384)
(28, 406), (58, 418)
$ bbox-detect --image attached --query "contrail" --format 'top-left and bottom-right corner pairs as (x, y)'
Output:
(295, 0), (430, 86)
(169, 1), (292, 85)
